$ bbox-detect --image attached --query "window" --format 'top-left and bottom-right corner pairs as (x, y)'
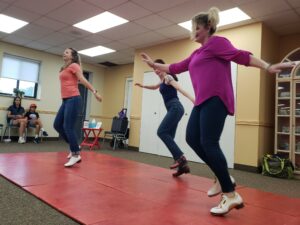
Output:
(0, 54), (40, 98)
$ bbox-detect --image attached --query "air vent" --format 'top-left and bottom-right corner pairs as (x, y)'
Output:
(98, 61), (118, 67)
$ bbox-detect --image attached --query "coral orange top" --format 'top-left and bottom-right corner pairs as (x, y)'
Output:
(59, 63), (80, 99)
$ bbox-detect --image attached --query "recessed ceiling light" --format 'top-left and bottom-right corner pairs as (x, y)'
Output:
(0, 14), (28, 33)
(178, 7), (251, 31)
(78, 46), (115, 57)
(73, 11), (128, 33)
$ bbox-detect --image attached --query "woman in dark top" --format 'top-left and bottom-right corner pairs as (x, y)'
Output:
(7, 97), (27, 143)
(135, 59), (194, 177)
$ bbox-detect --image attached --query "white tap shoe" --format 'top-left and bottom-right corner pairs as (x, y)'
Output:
(210, 192), (244, 216)
(207, 175), (236, 197)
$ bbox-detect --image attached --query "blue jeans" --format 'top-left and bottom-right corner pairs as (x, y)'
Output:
(54, 96), (82, 154)
(186, 96), (234, 193)
(157, 98), (184, 160)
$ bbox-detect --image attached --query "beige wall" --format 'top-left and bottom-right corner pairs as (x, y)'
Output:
(0, 42), (105, 137)
(279, 34), (300, 60)
(99, 64), (133, 134)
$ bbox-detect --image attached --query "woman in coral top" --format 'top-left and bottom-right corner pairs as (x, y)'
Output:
(54, 48), (102, 167)
(140, 7), (296, 216)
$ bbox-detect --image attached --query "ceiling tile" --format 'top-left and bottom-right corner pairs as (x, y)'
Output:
(110, 2), (152, 20)
(0, 32), (8, 39)
(287, 0), (300, 8)
(103, 41), (131, 51)
(46, 47), (65, 56)
(272, 20), (300, 36)
(2, 5), (42, 22)
(85, 0), (128, 10)
(59, 26), (91, 39)
(118, 48), (136, 56)
(0, 2), (9, 11)
(119, 31), (170, 48)
(46, 0), (103, 25)
(14, 0), (70, 15)
(82, 33), (111, 45)
(240, 0), (291, 18)
(131, 0), (191, 12)
(155, 25), (190, 38)
(13, 24), (54, 40)
(259, 10), (300, 28)
(33, 17), (68, 31)
(2, 34), (33, 46)
(134, 14), (173, 30)
(38, 32), (76, 46)
(230, 0), (258, 5)
(25, 41), (54, 51)
(57, 39), (97, 51)
(100, 22), (149, 40)
(157, 0), (232, 23)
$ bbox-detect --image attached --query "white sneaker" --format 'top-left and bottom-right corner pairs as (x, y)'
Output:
(210, 192), (244, 216)
(207, 175), (235, 197)
(67, 152), (72, 159)
(64, 155), (81, 167)
(18, 137), (26, 144)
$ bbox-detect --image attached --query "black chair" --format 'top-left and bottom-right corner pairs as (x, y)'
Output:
(103, 117), (129, 149)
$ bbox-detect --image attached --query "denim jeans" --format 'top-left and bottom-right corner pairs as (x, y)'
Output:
(54, 96), (82, 154)
(157, 98), (184, 160)
(186, 96), (234, 193)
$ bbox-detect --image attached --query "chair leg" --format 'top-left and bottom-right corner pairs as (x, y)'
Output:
(113, 135), (117, 150)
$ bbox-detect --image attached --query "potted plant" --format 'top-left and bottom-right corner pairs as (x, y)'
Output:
(13, 88), (25, 98)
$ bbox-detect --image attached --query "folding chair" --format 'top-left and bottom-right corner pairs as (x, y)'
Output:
(103, 117), (129, 149)
(1, 119), (27, 142)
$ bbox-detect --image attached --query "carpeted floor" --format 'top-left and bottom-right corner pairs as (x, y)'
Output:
(0, 140), (299, 225)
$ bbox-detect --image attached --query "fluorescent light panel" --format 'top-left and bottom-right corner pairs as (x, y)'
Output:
(78, 46), (115, 57)
(73, 11), (128, 33)
(178, 7), (250, 31)
(0, 14), (28, 33)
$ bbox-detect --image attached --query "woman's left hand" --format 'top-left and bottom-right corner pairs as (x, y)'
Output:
(267, 61), (297, 73)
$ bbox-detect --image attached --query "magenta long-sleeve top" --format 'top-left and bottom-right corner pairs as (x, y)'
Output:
(169, 36), (252, 115)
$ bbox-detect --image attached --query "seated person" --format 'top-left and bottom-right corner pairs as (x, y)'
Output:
(25, 103), (48, 143)
(7, 97), (27, 144)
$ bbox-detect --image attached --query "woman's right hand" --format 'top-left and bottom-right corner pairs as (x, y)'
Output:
(140, 53), (155, 68)
(94, 93), (102, 102)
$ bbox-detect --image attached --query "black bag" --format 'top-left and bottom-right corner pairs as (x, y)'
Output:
(111, 117), (128, 133)
(262, 154), (294, 179)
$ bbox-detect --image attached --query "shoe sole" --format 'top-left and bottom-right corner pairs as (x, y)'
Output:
(208, 182), (237, 198)
(172, 166), (190, 177)
(64, 159), (82, 167)
(210, 203), (244, 216)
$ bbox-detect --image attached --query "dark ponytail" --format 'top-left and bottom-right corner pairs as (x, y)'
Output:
(154, 59), (178, 81)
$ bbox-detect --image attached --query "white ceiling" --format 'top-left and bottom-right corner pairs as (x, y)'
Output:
(0, 0), (300, 67)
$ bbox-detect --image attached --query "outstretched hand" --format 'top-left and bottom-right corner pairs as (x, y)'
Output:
(135, 83), (143, 88)
(141, 52), (154, 68)
(268, 61), (297, 74)
(94, 92), (102, 102)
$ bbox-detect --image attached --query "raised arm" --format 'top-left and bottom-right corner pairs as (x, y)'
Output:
(141, 53), (170, 73)
(135, 82), (160, 90)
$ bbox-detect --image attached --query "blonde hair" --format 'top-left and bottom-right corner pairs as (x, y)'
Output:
(191, 7), (220, 40)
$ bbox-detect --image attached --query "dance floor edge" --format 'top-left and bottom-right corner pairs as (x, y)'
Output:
(0, 152), (299, 225)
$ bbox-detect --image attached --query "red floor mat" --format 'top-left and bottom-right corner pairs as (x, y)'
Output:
(0, 152), (299, 225)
